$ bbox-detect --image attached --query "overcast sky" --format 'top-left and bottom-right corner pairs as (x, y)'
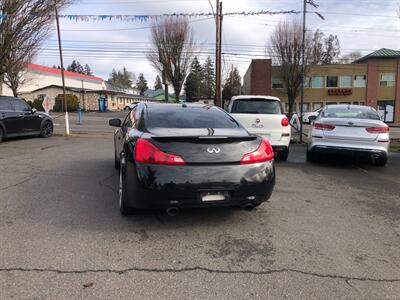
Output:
(37, 0), (400, 88)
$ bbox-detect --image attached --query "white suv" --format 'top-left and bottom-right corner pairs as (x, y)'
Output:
(227, 96), (291, 160)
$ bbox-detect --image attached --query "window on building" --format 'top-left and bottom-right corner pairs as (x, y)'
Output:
(339, 76), (352, 88)
(272, 77), (284, 89)
(311, 76), (324, 88)
(304, 77), (311, 88)
(354, 75), (366, 87)
(326, 76), (339, 88)
(380, 73), (395, 87)
(312, 102), (323, 111)
(302, 103), (310, 112)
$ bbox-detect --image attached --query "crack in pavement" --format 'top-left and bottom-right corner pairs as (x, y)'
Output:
(98, 173), (118, 194)
(1, 266), (400, 283)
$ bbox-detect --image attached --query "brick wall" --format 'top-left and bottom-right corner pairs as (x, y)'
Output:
(243, 59), (272, 95)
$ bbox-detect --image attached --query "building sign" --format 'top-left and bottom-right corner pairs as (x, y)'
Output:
(328, 88), (352, 96)
(42, 96), (55, 114)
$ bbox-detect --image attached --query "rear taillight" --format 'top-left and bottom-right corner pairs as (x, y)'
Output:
(281, 117), (289, 127)
(240, 139), (274, 164)
(313, 123), (335, 131)
(366, 126), (389, 134)
(135, 139), (185, 165)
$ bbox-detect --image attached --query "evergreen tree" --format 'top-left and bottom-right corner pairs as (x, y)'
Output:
(222, 67), (241, 104)
(202, 56), (215, 99)
(107, 67), (134, 89)
(67, 60), (78, 72)
(184, 57), (204, 102)
(154, 75), (163, 90)
(76, 61), (84, 74)
(136, 73), (149, 96)
(84, 64), (92, 75)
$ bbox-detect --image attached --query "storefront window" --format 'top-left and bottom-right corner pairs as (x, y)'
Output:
(354, 75), (366, 87)
(311, 76), (324, 88)
(302, 103), (310, 112)
(380, 73), (395, 87)
(339, 76), (352, 87)
(326, 76), (339, 88)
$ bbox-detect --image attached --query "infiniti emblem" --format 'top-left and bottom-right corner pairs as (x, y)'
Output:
(207, 147), (221, 154)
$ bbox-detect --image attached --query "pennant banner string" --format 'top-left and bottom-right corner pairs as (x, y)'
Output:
(1, 10), (300, 21)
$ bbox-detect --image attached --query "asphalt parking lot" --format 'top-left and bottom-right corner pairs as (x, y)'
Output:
(1, 114), (400, 299)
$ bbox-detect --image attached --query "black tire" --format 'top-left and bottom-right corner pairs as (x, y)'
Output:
(277, 148), (289, 161)
(40, 120), (53, 138)
(114, 153), (120, 170)
(0, 127), (3, 143)
(306, 150), (316, 162)
(118, 155), (134, 216)
(373, 155), (387, 167)
(114, 142), (120, 170)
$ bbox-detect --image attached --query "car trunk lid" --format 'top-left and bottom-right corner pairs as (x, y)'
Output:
(148, 128), (261, 164)
(320, 118), (380, 141)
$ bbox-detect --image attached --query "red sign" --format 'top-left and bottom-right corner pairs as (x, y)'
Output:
(328, 88), (352, 96)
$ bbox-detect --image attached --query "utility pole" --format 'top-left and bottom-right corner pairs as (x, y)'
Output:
(55, 3), (70, 135)
(300, 0), (307, 144)
(215, 0), (223, 108)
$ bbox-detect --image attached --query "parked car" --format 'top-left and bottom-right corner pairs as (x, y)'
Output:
(302, 107), (323, 124)
(0, 96), (53, 143)
(307, 105), (390, 166)
(227, 96), (291, 160)
(110, 103), (276, 216)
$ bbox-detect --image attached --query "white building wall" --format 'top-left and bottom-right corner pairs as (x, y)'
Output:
(1, 70), (105, 97)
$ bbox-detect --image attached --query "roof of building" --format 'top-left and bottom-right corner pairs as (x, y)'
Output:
(354, 48), (400, 63)
(26, 63), (103, 82)
(18, 85), (94, 94)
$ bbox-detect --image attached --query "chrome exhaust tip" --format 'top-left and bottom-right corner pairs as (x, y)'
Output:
(242, 203), (255, 211)
(166, 207), (180, 217)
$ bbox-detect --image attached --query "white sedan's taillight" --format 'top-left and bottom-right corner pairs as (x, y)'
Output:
(366, 126), (389, 134)
(313, 123), (335, 131)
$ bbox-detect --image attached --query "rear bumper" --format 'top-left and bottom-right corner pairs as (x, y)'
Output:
(310, 145), (388, 159)
(125, 161), (275, 209)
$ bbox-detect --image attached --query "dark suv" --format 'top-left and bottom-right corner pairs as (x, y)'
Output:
(0, 96), (53, 143)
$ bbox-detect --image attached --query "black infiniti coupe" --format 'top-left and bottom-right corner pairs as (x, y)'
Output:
(109, 103), (275, 216)
(0, 96), (53, 142)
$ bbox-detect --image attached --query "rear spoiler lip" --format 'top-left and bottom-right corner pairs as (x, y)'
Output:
(151, 135), (258, 141)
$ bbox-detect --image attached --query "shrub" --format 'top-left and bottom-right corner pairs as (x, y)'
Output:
(32, 98), (45, 111)
(53, 94), (79, 112)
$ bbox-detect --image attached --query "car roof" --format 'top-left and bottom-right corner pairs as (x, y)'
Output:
(324, 104), (374, 109)
(231, 95), (281, 102)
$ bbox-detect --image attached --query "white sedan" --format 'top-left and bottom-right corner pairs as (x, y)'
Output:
(307, 105), (390, 166)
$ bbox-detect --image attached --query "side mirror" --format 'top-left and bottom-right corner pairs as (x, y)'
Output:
(31, 108), (37, 113)
(109, 118), (122, 127)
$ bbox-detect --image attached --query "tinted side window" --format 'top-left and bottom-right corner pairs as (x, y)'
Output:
(0, 100), (13, 111)
(13, 100), (30, 111)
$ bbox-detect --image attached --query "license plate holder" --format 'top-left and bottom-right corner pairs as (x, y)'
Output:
(201, 191), (230, 202)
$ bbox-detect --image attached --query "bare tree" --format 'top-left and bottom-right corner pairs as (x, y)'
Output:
(341, 51), (363, 64)
(0, 0), (71, 96)
(269, 19), (313, 115)
(148, 17), (196, 102)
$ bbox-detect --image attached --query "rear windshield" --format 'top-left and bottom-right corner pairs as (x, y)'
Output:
(145, 106), (241, 128)
(231, 99), (282, 114)
(322, 106), (380, 120)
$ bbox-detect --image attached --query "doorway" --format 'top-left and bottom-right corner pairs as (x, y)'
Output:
(377, 101), (395, 123)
